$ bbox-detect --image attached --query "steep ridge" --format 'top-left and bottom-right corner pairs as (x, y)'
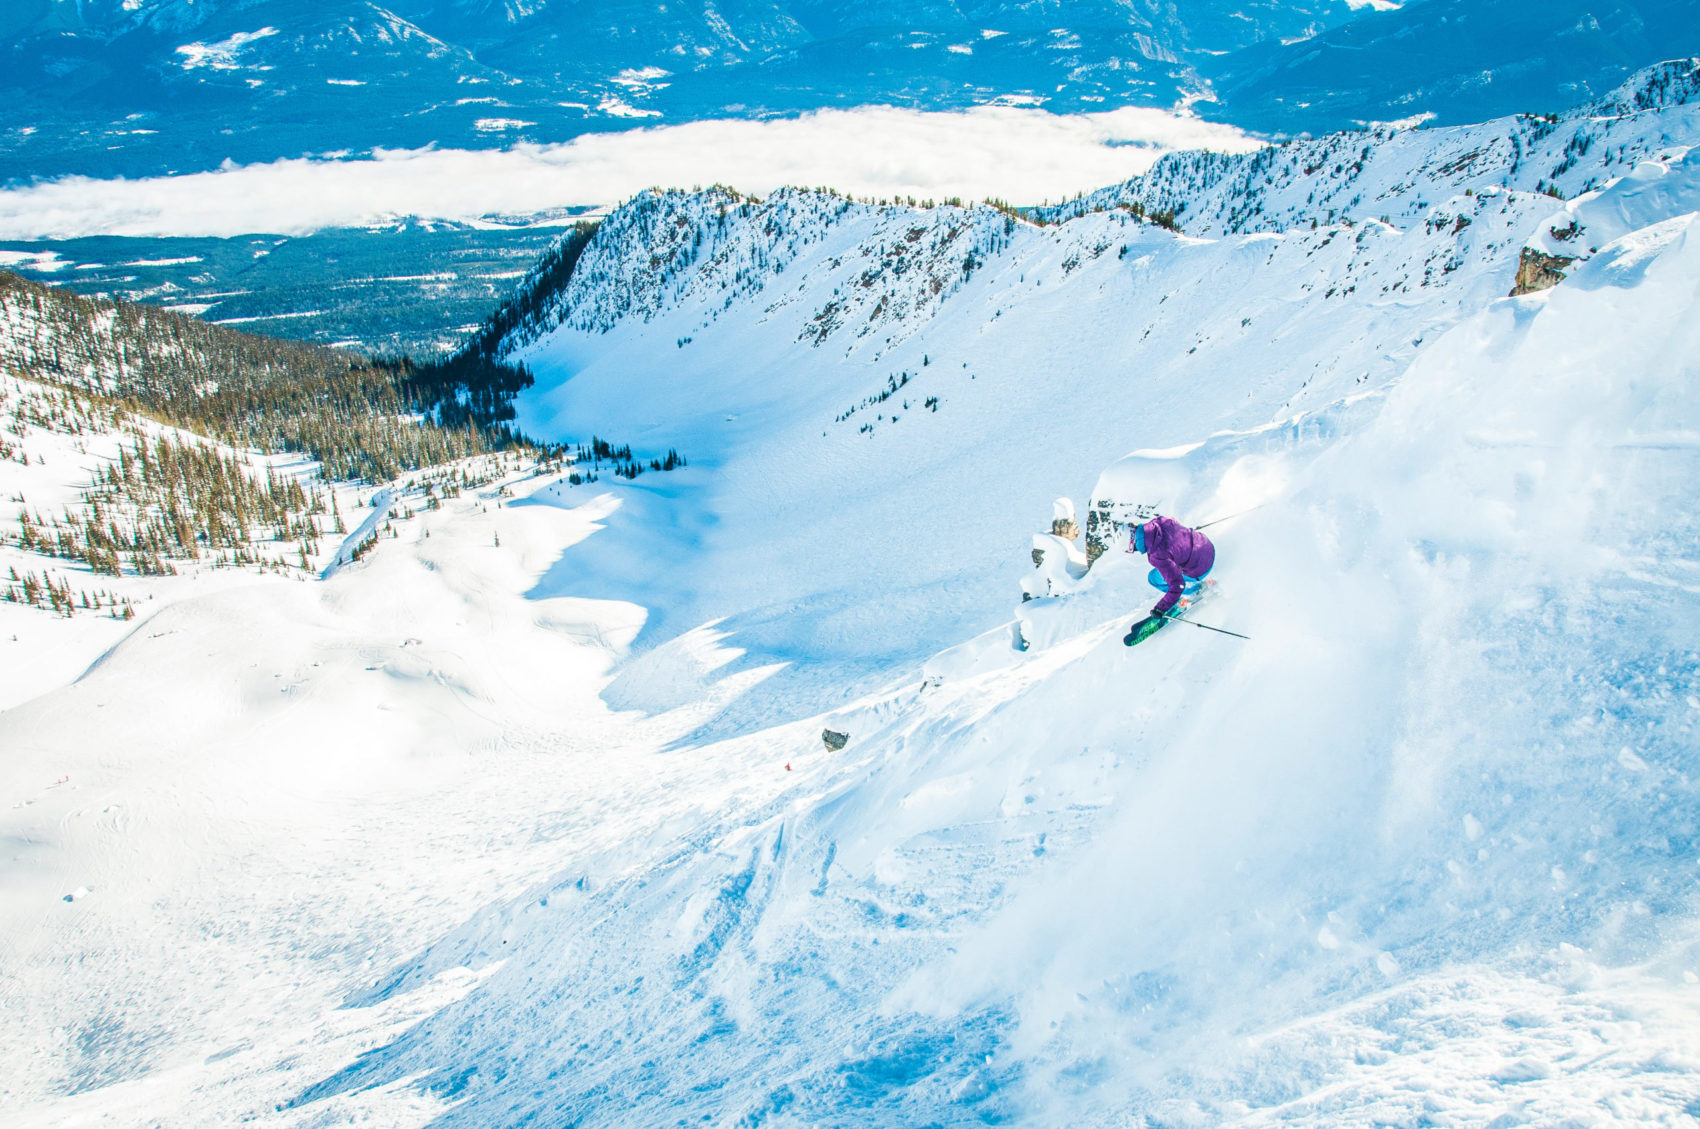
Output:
(501, 64), (1700, 359)
(1045, 58), (1700, 234)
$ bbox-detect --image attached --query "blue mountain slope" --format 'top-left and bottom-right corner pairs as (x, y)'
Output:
(0, 0), (1356, 183)
(8, 0), (1694, 192)
(1, 1), (519, 181)
(1200, 0), (1700, 134)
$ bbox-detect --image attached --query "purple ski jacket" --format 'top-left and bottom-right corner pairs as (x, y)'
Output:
(1135, 516), (1216, 615)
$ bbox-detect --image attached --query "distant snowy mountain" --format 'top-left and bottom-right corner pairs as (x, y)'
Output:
(1200, 0), (1700, 135)
(6, 63), (1700, 1126)
(2, 0), (514, 181)
(0, 0), (1371, 182)
(7, 0), (1697, 185)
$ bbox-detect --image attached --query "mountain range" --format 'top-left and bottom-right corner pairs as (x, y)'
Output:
(6, 0), (1698, 185)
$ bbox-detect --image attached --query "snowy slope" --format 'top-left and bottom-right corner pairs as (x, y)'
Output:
(494, 76), (1700, 680)
(4, 72), (1700, 1127)
(0, 370), (511, 707)
(1044, 58), (1700, 235)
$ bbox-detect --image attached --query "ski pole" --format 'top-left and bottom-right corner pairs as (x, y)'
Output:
(1171, 616), (1250, 640)
(1194, 504), (1264, 531)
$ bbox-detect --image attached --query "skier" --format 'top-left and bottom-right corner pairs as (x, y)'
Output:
(1123, 512), (1215, 646)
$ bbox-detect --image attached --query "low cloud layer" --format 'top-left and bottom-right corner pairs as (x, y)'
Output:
(0, 106), (1261, 239)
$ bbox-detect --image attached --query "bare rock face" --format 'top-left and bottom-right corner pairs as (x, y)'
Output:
(1086, 497), (1161, 565)
(1050, 498), (1079, 545)
(1511, 247), (1574, 296)
(822, 729), (849, 751)
(1085, 501), (1117, 566)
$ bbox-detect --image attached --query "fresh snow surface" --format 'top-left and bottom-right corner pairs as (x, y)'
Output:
(6, 78), (1700, 1126)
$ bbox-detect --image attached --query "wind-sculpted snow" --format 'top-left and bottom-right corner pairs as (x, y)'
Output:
(1525, 146), (1700, 267)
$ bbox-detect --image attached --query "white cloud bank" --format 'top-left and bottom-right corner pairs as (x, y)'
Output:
(0, 105), (1262, 239)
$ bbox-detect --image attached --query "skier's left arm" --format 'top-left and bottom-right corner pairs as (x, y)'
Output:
(1150, 553), (1186, 616)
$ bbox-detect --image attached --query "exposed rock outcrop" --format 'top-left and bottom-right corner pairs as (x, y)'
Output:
(1511, 247), (1574, 296)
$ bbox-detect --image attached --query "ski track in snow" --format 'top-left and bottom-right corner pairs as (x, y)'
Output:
(5, 65), (1700, 1127)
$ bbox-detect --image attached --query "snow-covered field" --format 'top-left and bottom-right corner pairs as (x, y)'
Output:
(5, 66), (1700, 1126)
